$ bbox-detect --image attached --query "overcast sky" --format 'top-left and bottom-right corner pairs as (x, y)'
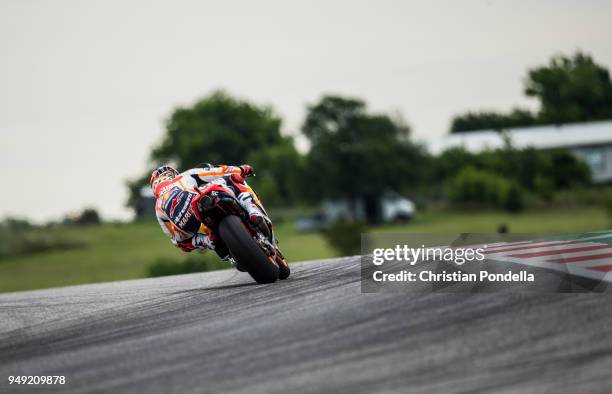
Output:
(1, 0), (611, 222)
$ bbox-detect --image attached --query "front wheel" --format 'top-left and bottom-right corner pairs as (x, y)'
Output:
(276, 253), (290, 280)
(219, 215), (279, 284)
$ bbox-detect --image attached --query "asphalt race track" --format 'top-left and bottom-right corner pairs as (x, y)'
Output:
(1, 257), (612, 393)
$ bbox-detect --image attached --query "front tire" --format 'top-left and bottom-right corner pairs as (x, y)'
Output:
(277, 260), (290, 280)
(219, 215), (279, 284)
(276, 252), (290, 280)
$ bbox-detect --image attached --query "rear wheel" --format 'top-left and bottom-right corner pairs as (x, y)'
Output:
(219, 215), (279, 284)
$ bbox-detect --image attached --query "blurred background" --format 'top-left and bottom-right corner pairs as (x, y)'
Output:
(1, 0), (611, 292)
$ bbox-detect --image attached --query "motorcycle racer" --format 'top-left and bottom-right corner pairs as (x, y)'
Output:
(150, 164), (270, 257)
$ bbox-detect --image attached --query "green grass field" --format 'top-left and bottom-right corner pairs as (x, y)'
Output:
(380, 207), (611, 233)
(0, 206), (610, 293)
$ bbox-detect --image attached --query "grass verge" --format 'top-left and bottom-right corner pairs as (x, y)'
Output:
(0, 206), (609, 293)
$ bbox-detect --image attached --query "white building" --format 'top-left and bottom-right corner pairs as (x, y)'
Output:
(430, 120), (612, 183)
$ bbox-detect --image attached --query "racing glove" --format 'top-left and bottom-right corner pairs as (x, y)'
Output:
(192, 233), (215, 251)
(240, 165), (254, 177)
(176, 234), (215, 252)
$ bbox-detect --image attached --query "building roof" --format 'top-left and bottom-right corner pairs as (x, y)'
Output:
(430, 120), (612, 155)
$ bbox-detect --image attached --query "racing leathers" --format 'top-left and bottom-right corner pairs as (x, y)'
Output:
(154, 165), (267, 254)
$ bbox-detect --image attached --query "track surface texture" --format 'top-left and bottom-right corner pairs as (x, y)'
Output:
(1, 257), (612, 393)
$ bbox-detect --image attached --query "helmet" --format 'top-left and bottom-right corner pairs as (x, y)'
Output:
(150, 165), (179, 196)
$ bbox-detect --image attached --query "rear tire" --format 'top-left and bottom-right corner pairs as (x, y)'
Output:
(219, 215), (279, 284)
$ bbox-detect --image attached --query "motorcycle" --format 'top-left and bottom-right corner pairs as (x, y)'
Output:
(190, 175), (290, 284)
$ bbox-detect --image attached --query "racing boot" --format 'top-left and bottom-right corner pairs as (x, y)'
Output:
(237, 192), (272, 239)
(207, 234), (246, 272)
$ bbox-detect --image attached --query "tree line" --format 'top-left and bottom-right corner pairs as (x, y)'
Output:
(128, 51), (607, 217)
(450, 52), (612, 132)
(127, 92), (427, 212)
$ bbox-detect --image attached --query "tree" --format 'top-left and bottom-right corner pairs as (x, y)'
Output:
(525, 52), (612, 124)
(152, 90), (285, 167)
(545, 149), (591, 189)
(446, 166), (525, 212)
(246, 138), (304, 206)
(302, 95), (426, 223)
(66, 208), (101, 226)
(127, 91), (304, 211)
(0, 217), (33, 232)
(450, 108), (536, 133)
(126, 173), (150, 212)
(432, 147), (479, 180)
(450, 51), (612, 132)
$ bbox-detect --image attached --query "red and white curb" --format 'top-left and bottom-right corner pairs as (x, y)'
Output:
(480, 233), (612, 282)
